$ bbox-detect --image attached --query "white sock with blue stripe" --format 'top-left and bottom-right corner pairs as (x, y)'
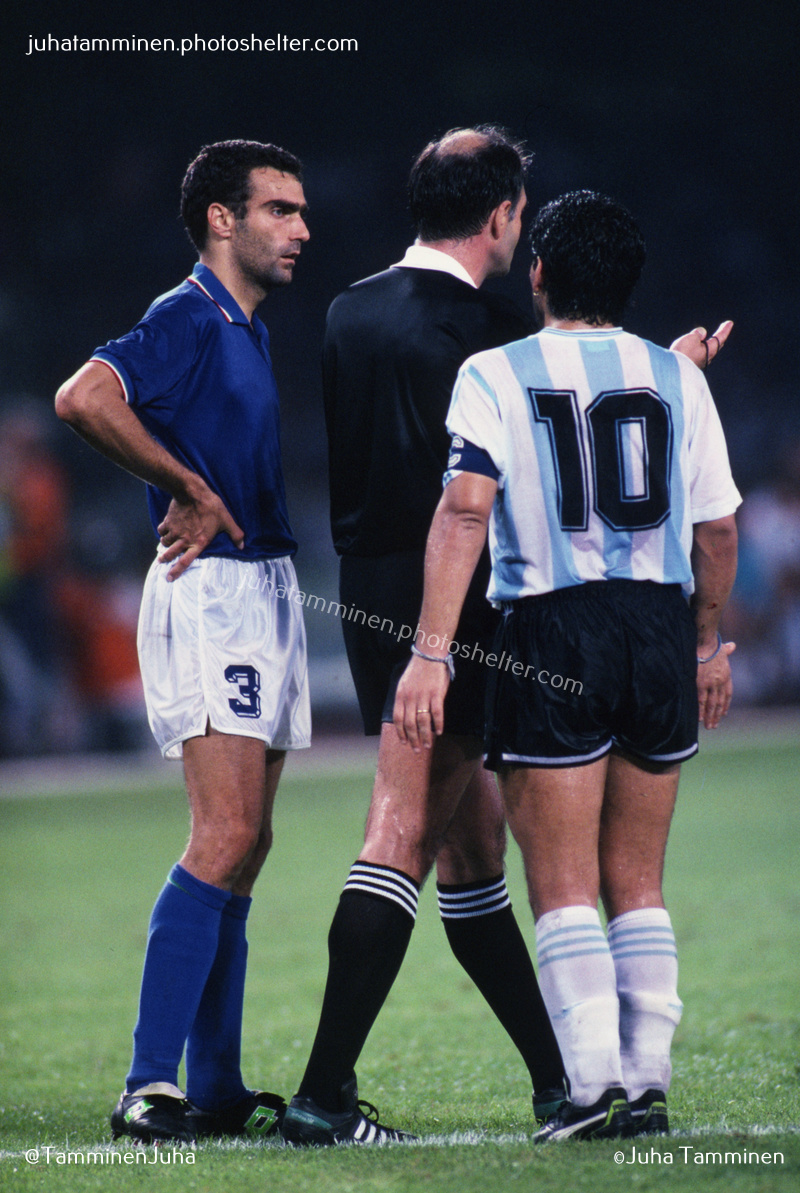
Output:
(535, 905), (623, 1106)
(607, 908), (683, 1101)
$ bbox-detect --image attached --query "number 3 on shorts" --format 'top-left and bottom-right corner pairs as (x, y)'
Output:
(225, 664), (262, 718)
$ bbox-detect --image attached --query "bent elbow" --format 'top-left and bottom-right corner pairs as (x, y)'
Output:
(55, 362), (121, 426)
(54, 380), (80, 424)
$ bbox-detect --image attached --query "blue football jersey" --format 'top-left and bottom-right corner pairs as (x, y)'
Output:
(92, 263), (296, 560)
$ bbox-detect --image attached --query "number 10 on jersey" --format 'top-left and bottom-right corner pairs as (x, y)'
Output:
(529, 387), (674, 533)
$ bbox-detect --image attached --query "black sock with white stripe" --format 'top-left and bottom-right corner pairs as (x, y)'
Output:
(297, 862), (419, 1112)
(438, 875), (565, 1092)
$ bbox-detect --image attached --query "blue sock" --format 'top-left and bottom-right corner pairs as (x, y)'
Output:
(126, 864), (230, 1092)
(185, 893), (252, 1110)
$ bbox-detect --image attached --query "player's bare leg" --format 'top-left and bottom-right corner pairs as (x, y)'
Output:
(434, 761), (506, 883)
(499, 758), (609, 917)
(598, 750), (679, 917)
(180, 726), (284, 893)
(600, 751), (683, 1122)
(234, 748), (286, 895)
(359, 725), (483, 881)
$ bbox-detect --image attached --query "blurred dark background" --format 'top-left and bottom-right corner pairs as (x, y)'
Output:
(1, 0), (798, 755)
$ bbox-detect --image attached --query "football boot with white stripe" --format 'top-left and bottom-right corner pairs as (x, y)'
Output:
(629, 1089), (669, 1135)
(533, 1085), (633, 1143)
(280, 1076), (415, 1146)
(186, 1089), (287, 1138)
(110, 1083), (194, 1143)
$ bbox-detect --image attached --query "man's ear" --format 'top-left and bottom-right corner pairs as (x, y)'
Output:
(488, 199), (514, 240)
(205, 202), (236, 241)
(530, 257), (546, 293)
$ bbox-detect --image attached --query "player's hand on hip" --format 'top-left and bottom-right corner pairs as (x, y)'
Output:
(697, 640), (736, 730)
(393, 656), (449, 752)
(157, 480), (245, 581)
(671, 321), (733, 370)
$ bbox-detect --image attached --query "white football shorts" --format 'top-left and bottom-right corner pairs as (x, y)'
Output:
(137, 553), (311, 760)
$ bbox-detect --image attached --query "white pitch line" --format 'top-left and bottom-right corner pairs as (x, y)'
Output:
(0, 736), (378, 799)
(2, 1124), (798, 1161)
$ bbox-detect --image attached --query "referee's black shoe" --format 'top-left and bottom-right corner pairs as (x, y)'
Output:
(533, 1084), (569, 1126)
(187, 1090), (287, 1139)
(110, 1083), (194, 1144)
(533, 1086), (633, 1143)
(280, 1076), (415, 1146)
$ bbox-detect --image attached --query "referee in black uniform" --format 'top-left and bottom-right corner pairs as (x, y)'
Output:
(281, 128), (731, 1147)
(281, 128), (566, 1147)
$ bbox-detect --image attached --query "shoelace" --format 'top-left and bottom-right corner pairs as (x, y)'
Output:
(357, 1099), (382, 1123)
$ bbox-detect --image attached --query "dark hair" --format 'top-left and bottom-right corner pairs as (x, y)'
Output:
(408, 125), (530, 242)
(528, 190), (646, 326)
(180, 139), (304, 250)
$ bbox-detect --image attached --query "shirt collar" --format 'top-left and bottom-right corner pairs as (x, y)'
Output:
(392, 244), (478, 289)
(541, 326), (623, 337)
(188, 262), (252, 326)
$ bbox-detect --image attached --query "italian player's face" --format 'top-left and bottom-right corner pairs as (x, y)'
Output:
(231, 167), (310, 290)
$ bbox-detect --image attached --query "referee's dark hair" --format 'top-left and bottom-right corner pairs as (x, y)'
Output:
(529, 191), (646, 327)
(181, 139), (304, 251)
(409, 126), (530, 242)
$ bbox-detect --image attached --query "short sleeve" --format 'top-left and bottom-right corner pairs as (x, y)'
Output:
(686, 370), (742, 522)
(445, 357), (506, 485)
(91, 300), (196, 412)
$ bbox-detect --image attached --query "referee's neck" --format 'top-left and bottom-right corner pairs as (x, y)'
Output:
(416, 239), (488, 288)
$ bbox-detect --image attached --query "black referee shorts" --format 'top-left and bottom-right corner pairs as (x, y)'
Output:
(339, 548), (499, 738)
(484, 580), (699, 770)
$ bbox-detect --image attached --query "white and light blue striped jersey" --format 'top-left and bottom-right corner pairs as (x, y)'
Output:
(445, 327), (741, 603)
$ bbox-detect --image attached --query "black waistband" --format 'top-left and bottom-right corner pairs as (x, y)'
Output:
(502, 579), (683, 612)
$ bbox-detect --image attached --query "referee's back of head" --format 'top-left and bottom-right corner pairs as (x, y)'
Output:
(408, 125), (530, 243)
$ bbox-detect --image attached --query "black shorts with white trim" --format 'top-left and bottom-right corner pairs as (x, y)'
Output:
(339, 547), (498, 737)
(484, 579), (699, 770)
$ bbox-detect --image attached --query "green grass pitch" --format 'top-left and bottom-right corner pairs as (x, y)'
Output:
(1, 734), (798, 1192)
